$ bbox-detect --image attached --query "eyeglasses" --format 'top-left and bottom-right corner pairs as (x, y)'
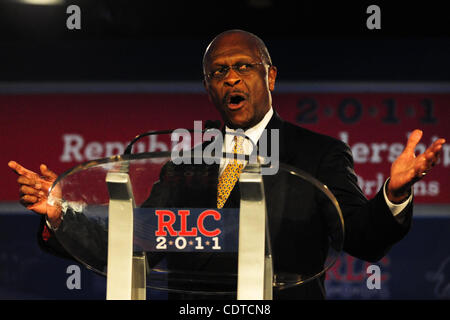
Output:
(206, 62), (266, 80)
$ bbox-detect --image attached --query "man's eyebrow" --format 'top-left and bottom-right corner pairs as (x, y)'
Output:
(210, 57), (255, 66)
(209, 51), (255, 61)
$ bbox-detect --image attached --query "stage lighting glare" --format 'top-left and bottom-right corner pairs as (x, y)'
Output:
(16, 0), (64, 5)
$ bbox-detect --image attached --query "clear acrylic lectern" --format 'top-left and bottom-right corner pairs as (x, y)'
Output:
(46, 151), (344, 300)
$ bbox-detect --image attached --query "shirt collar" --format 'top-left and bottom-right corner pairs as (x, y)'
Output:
(225, 107), (274, 149)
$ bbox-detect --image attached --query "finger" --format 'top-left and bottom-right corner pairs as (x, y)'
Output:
(19, 185), (45, 198)
(422, 149), (443, 173)
(17, 176), (34, 186)
(8, 161), (39, 179)
(414, 152), (439, 177)
(405, 129), (423, 153)
(17, 176), (42, 189)
(40, 164), (58, 180)
(433, 149), (442, 165)
(422, 139), (445, 164)
(424, 147), (442, 161)
(20, 194), (39, 206)
(429, 138), (446, 154)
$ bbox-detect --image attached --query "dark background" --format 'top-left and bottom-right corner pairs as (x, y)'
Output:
(0, 0), (449, 82)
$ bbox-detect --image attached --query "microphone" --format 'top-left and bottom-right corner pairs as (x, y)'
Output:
(123, 120), (222, 155)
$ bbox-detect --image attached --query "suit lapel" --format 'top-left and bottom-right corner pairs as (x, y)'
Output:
(258, 111), (292, 199)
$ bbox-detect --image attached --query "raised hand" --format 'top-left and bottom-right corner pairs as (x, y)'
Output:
(387, 129), (446, 203)
(8, 161), (62, 227)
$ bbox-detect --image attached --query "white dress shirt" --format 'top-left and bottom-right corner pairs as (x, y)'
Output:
(220, 107), (274, 175)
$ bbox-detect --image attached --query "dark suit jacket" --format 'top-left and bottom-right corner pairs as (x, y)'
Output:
(38, 111), (413, 299)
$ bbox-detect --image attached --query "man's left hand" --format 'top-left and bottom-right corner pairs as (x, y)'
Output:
(387, 129), (446, 203)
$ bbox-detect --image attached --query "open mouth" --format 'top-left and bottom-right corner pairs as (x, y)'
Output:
(226, 92), (247, 110)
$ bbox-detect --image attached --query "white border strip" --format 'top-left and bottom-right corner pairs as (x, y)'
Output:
(0, 82), (449, 94)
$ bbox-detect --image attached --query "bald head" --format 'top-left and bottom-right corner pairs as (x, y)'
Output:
(201, 29), (277, 129)
(203, 30), (272, 75)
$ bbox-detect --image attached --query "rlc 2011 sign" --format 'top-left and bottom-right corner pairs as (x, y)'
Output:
(155, 209), (222, 237)
(153, 209), (224, 251)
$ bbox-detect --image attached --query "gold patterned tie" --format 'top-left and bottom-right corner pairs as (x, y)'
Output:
(217, 135), (245, 208)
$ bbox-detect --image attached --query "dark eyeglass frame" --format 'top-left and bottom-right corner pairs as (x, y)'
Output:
(205, 62), (268, 80)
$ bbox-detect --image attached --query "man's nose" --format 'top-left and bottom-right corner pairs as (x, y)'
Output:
(224, 68), (241, 87)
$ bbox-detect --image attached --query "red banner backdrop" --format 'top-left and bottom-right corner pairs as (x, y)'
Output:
(1, 92), (449, 203)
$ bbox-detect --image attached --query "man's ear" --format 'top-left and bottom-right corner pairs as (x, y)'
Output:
(268, 66), (277, 92)
(203, 79), (213, 103)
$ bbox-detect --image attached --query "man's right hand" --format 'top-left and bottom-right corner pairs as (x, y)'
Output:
(8, 161), (62, 229)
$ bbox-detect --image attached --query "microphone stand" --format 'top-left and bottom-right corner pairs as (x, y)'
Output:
(123, 120), (222, 156)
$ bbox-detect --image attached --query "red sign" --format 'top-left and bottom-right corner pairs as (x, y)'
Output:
(1, 92), (449, 203)
(155, 209), (222, 237)
(274, 92), (450, 203)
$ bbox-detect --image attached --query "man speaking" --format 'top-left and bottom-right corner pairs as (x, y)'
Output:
(8, 30), (446, 299)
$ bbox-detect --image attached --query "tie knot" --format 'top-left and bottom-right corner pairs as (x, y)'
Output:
(233, 135), (245, 154)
